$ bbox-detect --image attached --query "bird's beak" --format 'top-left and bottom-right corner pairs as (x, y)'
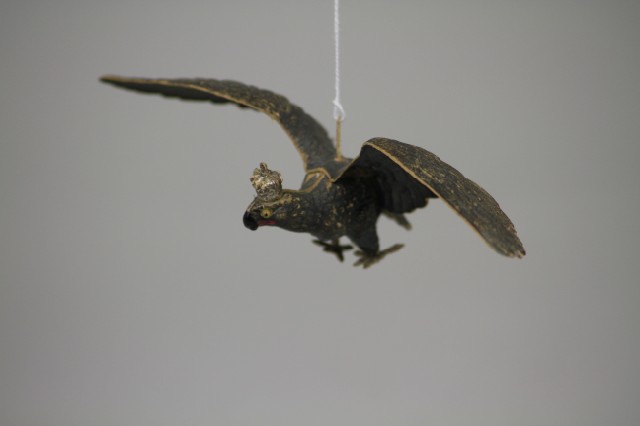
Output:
(243, 210), (259, 231)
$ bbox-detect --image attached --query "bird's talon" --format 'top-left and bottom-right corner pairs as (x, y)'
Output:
(353, 243), (404, 268)
(313, 239), (353, 262)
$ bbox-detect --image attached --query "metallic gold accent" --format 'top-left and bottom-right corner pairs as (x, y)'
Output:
(335, 118), (343, 161)
(250, 163), (283, 202)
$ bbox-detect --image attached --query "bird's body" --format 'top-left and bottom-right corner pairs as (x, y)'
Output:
(101, 75), (525, 266)
(245, 168), (383, 255)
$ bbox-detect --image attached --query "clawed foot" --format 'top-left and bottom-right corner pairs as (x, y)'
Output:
(353, 244), (404, 268)
(313, 239), (353, 262)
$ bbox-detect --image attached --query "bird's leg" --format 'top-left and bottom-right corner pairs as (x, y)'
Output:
(313, 239), (353, 262)
(348, 226), (404, 268)
(353, 244), (404, 268)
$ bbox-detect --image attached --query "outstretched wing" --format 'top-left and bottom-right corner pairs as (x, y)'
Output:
(100, 75), (336, 170)
(337, 137), (525, 258)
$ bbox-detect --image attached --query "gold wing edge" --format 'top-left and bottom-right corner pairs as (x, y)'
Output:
(361, 138), (525, 258)
(99, 75), (336, 171)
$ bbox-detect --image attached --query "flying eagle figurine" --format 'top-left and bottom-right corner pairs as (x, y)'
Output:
(100, 75), (525, 267)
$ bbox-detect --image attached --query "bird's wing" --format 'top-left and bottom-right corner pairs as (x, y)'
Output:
(336, 137), (525, 258)
(100, 75), (336, 170)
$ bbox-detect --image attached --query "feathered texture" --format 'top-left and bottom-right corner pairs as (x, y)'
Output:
(101, 75), (525, 266)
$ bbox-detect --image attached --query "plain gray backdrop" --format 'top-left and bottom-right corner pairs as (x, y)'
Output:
(1, 1), (639, 425)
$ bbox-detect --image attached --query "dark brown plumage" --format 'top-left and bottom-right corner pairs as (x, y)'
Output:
(100, 75), (525, 267)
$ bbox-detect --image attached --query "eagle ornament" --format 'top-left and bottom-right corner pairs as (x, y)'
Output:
(101, 76), (525, 267)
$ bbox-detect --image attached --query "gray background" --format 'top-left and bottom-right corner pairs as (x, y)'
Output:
(1, 1), (639, 425)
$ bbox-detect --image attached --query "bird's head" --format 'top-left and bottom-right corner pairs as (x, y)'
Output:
(243, 163), (295, 231)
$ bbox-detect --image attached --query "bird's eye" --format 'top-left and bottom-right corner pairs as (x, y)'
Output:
(261, 209), (272, 218)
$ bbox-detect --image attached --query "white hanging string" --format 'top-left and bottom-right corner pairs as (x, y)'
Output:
(333, 0), (345, 122)
(333, 0), (345, 159)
